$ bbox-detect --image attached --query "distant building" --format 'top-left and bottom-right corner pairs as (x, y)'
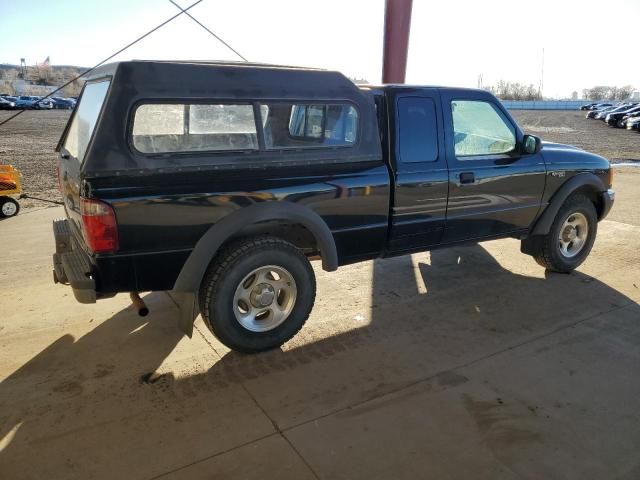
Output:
(571, 91), (578, 100)
(631, 91), (640, 100)
(12, 79), (58, 96)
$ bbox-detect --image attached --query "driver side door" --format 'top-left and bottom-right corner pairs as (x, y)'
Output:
(440, 91), (546, 243)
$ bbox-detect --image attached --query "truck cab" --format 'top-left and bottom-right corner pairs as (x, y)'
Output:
(367, 85), (548, 252)
(52, 61), (614, 353)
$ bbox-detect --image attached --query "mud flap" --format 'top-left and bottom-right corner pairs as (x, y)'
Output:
(520, 235), (544, 255)
(167, 291), (198, 338)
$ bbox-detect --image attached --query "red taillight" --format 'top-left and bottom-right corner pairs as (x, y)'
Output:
(80, 197), (119, 253)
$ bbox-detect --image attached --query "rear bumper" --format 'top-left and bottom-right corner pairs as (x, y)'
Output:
(600, 189), (615, 220)
(52, 218), (97, 304)
(52, 218), (188, 298)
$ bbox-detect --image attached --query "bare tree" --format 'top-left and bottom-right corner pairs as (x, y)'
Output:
(585, 85), (636, 101)
(617, 85), (634, 100)
(485, 80), (541, 100)
(587, 86), (609, 101)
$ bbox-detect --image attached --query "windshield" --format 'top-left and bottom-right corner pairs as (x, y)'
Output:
(62, 80), (110, 161)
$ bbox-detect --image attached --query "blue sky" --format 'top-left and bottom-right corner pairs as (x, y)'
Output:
(1, 0), (639, 98)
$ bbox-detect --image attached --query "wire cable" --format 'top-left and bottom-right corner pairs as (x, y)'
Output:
(168, 0), (248, 62)
(0, 0), (204, 129)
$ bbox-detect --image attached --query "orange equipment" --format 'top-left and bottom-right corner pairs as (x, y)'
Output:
(0, 165), (22, 217)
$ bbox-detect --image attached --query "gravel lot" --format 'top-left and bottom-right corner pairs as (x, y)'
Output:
(0, 109), (638, 209)
(512, 110), (640, 162)
(0, 110), (69, 208)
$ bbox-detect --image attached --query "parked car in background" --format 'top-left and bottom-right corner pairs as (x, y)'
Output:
(0, 97), (17, 109)
(13, 95), (53, 109)
(15, 96), (37, 109)
(626, 115), (640, 131)
(50, 97), (75, 110)
(33, 98), (54, 110)
(595, 103), (635, 120)
(615, 109), (640, 128)
(581, 102), (613, 111)
(586, 104), (618, 119)
(605, 105), (640, 127)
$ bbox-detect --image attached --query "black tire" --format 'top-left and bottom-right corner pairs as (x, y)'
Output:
(532, 194), (597, 272)
(0, 197), (20, 218)
(199, 236), (316, 353)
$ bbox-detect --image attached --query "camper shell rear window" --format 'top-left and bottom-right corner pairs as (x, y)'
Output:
(62, 80), (110, 161)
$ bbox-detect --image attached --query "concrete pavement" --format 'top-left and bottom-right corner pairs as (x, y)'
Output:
(1, 181), (639, 479)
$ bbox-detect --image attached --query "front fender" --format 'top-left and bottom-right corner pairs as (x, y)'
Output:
(170, 202), (338, 336)
(531, 172), (606, 236)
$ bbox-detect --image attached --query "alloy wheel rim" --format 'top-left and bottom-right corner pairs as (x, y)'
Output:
(232, 265), (297, 332)
(558, 212), (588, 258)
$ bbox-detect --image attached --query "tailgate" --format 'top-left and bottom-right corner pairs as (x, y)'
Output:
(58, 153), (83, 242)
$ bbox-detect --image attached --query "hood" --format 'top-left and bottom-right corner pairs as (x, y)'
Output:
(541, 141), (580, 152)
(541, 142), (610, 168)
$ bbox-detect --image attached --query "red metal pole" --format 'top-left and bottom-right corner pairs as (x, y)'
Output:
(382, 0), (413, 84)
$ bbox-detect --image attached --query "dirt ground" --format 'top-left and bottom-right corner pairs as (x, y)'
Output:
(0, 109), (638, 209)
(0, 110), (67, 208)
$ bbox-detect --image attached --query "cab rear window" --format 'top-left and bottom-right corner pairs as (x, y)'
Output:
(63, 80), (110, 161)
(263, 103), (358, 148)
(132, 104), (259, 154)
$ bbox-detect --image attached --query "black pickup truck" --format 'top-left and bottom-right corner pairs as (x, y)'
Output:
(53, 61), (614, 352)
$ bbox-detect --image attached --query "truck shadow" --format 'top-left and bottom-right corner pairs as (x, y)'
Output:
(0, 244), (636, 477)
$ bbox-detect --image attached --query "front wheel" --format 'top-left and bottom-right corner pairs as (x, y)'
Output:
(531, 194), (597, 272)
(199, 237), (316, 353)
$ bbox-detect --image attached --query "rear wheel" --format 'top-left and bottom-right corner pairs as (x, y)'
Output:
(532, 194), (597, 272)
(0, 197), (19, 218)
(199, 236), (316, 353)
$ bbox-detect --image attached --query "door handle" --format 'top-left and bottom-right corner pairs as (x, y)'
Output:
(459, 172), (475, 184)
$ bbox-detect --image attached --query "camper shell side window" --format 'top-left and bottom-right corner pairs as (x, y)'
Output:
(130, 100), (359, 156)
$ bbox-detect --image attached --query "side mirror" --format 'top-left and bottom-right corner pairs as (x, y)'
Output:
(522, 134), (542, 154)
